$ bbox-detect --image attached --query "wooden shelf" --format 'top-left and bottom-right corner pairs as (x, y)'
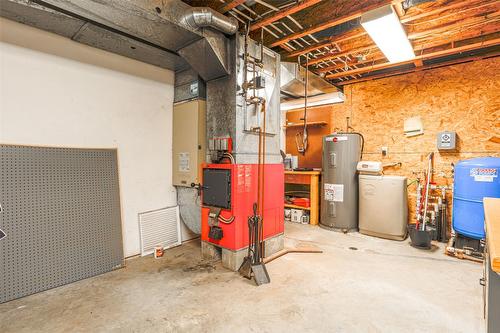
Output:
(484, 198), (500, 273)
(284, 121), (327, 129)
(284, 203), (311, 211)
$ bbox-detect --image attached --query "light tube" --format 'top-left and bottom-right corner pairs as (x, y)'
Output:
(361, 5), (415, 63)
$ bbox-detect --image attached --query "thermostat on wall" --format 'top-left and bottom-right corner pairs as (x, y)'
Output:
(437, 131), (457, 151)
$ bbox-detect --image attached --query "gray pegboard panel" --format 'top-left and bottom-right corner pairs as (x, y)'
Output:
(0, 145), (124, 303)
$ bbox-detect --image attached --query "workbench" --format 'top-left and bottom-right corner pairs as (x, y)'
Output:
(284, 170), (321, 225)
(483, 198), (500, 333)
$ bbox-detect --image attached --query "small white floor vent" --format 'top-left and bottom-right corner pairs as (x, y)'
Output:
(139, 206), (182, 256)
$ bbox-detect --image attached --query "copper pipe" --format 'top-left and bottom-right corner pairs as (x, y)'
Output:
(263, 247), (323, 264)
(260, 101), (266, 257)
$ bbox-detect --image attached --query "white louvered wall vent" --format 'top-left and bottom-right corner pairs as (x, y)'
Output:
(139, 206), (181, 256)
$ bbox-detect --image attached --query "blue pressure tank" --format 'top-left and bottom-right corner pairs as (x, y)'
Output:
(452, 157), (500, 239)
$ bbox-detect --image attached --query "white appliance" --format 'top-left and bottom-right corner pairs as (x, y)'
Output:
(357, 160), (407, 240)
(356, 161), (383, 174)
(358, 175), (408, 240)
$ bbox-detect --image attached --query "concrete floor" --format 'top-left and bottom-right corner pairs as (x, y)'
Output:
(0, 223), (485, 333)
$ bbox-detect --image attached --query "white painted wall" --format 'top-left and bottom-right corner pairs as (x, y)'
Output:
(0, 18), (177, 257)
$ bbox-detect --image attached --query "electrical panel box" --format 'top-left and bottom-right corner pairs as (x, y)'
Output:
(172, 100), (206, 186)
(437, 131), (457, 151)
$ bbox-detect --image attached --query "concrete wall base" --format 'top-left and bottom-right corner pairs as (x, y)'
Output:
(201, 233), (284, 271)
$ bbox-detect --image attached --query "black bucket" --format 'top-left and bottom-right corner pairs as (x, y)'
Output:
(408, 224), (432, 249)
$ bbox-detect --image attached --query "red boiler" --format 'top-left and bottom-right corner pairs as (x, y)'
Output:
(200, 163), (284, 251)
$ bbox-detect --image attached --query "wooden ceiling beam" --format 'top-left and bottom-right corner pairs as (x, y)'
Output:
(303, 9), (498, 66)
(285, 0), (494, 59)
(325, 37), (500, 79)
(414, 58), (424, 67)
(315, 23), (499, 74)
(316, 53), (385, 73)
(335, 51), (500, 85)
(219, 0), (247, 14)
(400, 0), (486, 23)
(287, 29), (367, 58)
(307, 45), (377, 66)
(288, 40), (334, 59)
(408, 12), (500, 41)
(268, 0), (391, 48)
(250, 0), (322, 31)
(392, 0), (405, 17)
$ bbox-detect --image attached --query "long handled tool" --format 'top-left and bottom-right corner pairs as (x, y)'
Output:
(421, 152), (433, 231)
(239, 100), (270, 285)
(239, 203), (270, 285)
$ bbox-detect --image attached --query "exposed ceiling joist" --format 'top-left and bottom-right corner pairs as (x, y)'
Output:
(408, 12), (500, 41)
(400, 0), (486, 23)
(392, 0), (405, 17)
(325, 37), (500, 79)
(314, 20), (500, 74)
(288, 29), (369, 58)
(250, 0), (322, 31)
(335, 51), (500, 85)
(287, 0), (497, 59)
(219, 0), (247, 14)
(269, 0), (391, 48)
(308, 45), (377, 66)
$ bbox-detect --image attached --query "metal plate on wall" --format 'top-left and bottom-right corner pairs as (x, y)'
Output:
(0, 145), (124, 303)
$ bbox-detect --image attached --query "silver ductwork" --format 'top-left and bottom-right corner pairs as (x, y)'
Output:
(1, 0), (239, 80)
(280, 61), (340, 98)
(183, 7), (238, 35)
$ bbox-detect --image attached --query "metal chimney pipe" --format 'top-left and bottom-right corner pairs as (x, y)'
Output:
(183, 7), (239, 35)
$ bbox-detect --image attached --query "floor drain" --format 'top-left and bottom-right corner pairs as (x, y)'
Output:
(348, 247), (358, 251)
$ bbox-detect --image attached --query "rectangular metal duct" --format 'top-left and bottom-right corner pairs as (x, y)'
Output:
(0, 0), (238, 80)
(280, 61), (339, 98)
(206, 36), (282, 164)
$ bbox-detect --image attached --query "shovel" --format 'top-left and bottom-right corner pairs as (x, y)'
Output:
(251, 262), (270, 286)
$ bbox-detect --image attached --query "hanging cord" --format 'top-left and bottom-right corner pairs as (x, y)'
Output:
(301, 54), (309, 155)
(295, 132), (304, 153)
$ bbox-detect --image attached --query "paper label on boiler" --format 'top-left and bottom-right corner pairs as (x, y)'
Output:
(470, 168), (497, 182)
(325, 136), (348, 142)
(178, 152), (190, 172)
(324, 183), (344, 202)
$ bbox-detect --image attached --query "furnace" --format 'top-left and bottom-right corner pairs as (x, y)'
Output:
(200, 163), (284, 251)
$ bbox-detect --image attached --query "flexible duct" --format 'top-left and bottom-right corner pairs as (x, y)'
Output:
(183, 7), (239, 35)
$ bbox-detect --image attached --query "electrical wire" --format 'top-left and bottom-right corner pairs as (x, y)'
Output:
(222, 152), (235, 164)
(218, 215), (235, 224)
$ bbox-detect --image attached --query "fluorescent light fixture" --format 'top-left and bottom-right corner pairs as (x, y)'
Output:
(280, 92), (345, 111)
(361, 5), (415, 63)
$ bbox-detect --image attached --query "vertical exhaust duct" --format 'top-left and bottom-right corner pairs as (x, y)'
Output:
(183, 7), (238, 35)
